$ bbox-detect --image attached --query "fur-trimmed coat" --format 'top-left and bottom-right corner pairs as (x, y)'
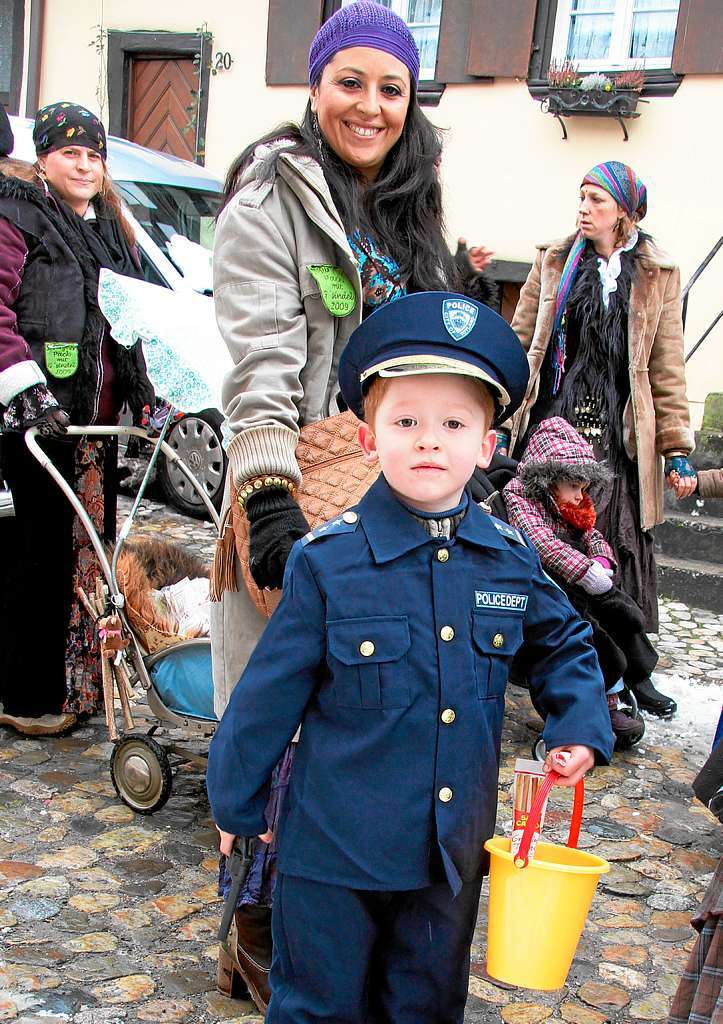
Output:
(0, 164), (152, 424)
(507, 234), (694, 530)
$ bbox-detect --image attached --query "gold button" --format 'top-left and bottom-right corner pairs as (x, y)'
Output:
(342, 511), (358, 524)
(441, 708), (456, 725)
(438, 787), (453, 803)
(440, 625), (455, 642)
(359, 640), (375, 657)
(436, 548), (449, 563)
(492, 633), (504, 649)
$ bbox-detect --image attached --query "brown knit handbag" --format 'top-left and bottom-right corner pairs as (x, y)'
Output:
(212, 411), (380, 617)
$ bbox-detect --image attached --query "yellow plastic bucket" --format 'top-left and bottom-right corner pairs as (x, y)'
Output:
(484, 771), (610, 991)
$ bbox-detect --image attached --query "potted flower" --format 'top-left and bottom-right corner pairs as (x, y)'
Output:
(544, 61), (644, 139)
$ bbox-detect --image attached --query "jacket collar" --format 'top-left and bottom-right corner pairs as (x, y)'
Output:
(275, 147), (354, 261)
(537, 232), (676, 270)
(359, 475), (508, 564)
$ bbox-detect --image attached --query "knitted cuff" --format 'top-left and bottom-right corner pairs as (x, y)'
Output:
(227, 424), (301, 487)
(579, 562), (614, 595)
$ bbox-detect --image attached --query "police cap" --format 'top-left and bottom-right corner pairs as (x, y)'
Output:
(339, 292), (529, 425)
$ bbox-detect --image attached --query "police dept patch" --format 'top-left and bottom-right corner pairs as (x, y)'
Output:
(475, 591), (528, 611)
(442, 298), (478, 341)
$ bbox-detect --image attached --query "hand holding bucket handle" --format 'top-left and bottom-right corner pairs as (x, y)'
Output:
(514, 770), (584, 868)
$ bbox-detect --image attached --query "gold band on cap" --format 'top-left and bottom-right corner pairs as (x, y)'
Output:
(359, 354), (510, 409)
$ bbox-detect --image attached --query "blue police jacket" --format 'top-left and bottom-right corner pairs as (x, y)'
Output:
(207, 476), (614, 895)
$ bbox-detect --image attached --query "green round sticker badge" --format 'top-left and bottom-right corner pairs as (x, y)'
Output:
(309, 265), (356, 317)
(45, 342), (79, 379)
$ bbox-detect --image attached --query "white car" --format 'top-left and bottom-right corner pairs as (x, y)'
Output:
(1, 118), (227, 519)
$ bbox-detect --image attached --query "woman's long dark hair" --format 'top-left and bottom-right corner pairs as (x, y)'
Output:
(221, 82), (458, 293)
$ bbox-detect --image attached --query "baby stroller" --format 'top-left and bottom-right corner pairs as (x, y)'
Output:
(26, 422), (220, 814)
(469, 455), (645, 760)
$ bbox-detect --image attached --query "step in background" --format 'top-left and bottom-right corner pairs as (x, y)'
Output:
(657, 555), (723, 614)
(656, 512), (723, 563)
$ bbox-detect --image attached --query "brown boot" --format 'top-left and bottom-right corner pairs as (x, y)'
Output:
(217, 904), (272, 1012)
(0, 712), (77, 737)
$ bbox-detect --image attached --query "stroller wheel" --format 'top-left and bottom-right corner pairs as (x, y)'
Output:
(110, 735), (172, 814)
(531, 737), (547, 763)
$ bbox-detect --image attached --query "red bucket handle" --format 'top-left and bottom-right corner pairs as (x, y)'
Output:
(515, 769), (585, 868)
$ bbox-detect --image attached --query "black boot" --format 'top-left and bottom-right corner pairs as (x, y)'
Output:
(217, 904), (272, 1012)
(630, 677), (677, 719)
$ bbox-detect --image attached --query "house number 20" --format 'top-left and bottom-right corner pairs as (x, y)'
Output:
(214, 51), (234, 72)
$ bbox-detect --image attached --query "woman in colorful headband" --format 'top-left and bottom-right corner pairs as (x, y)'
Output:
(502, 160), (694, 713)
(0, 102), (153, 737)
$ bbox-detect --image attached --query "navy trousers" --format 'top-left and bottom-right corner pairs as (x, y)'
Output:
(266, 872), (483, 1023)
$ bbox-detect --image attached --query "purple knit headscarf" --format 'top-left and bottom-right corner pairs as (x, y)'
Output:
(309, 2), (420, 86)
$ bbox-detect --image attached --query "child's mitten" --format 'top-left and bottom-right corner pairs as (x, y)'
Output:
(579, 561), (614, 595)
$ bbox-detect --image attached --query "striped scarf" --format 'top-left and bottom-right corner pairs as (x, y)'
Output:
(550, 161), (647, 394)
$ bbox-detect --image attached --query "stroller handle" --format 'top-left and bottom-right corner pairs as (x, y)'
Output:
(24, 425), (221, 530)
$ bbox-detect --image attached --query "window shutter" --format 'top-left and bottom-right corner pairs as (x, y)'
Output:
(465, 0), (538, 78)
(266, 0), (325, 85)
(672, 0), (723, 74)
(435, 0), (479, 83)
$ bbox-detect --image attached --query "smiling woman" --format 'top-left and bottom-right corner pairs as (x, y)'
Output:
(38, 144), (105, 214)
(0, 101), (153, 737)
(310, 48), (410, 182)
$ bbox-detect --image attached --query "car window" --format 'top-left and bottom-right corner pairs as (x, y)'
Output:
(137, 247), (169, 289)
(115, 182), (220, 255)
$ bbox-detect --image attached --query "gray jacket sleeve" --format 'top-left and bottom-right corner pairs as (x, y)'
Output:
(213, 192), (308, 486)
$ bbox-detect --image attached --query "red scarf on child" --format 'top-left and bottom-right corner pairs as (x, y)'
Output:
(557, 493), (597, 532)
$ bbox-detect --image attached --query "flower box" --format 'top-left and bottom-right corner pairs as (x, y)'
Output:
(543, 87), (642, 141)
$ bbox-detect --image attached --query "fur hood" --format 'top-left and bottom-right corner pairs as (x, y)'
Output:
(0, 158), (39, 185)
(516, 417), (611, 502)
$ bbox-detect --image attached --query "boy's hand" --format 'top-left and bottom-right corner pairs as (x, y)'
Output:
(216, 827), (236, 857)
(543, 745), (594, 787)
(216, 826), (273, 857)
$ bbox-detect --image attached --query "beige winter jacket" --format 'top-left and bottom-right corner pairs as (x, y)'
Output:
(213, 142), (362, 488)
(507, 234), (694, 531)
(211, 143), (362, 716)
(698, 468), (723, 500)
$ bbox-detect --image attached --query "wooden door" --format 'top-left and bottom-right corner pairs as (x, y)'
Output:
(127, 56), (198, 160)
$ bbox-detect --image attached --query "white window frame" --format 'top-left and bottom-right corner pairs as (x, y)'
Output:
(341, 0), (443, 80)
(550, 0), (680, 72)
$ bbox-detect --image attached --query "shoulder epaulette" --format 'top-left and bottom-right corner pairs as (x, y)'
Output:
(491, 517), (526, 545)
(301, 510), (361, 546)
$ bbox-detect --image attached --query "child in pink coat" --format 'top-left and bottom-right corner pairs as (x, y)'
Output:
(503, 417), (677, 740)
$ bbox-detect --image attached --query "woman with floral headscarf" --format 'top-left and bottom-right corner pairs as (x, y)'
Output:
(503, 161), (694, 717)
(0, 101), (153, 737)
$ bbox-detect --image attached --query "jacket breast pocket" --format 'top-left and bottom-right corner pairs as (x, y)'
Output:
(472, 612), (524, 699)
(327, 616), (411, 709)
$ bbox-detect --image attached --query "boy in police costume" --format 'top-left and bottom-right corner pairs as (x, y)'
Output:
(207, 292), (614, 1023)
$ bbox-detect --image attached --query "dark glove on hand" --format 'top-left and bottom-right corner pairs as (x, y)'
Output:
(246, 487), (310, 590)
(34, 407), (70, 438)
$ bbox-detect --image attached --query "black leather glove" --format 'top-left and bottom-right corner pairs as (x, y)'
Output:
(34, 407), (70, 438)
(246, 487), (310, 590)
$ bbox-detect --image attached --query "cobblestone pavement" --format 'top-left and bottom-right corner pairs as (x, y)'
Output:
(0, 496), (720, 1023)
